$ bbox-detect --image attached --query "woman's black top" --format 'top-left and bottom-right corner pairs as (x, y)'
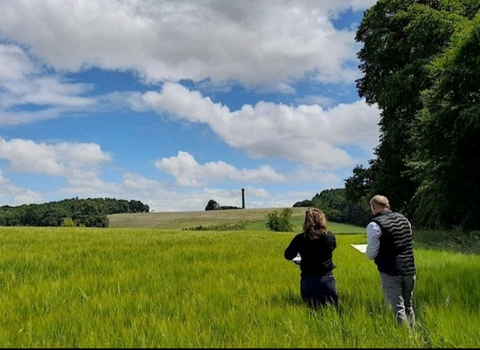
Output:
(284, 231), (336, 277)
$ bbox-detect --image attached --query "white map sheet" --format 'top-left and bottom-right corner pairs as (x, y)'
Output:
(351, 244), (367, 253)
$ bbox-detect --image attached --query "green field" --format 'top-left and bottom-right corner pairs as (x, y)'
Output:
(108, 207), (366, 233)
(0, 210), (478, 348)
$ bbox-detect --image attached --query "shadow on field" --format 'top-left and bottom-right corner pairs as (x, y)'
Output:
(269, 290), (342, 313)
(414, 230), (480, 255)
(269, 290), (304, 307)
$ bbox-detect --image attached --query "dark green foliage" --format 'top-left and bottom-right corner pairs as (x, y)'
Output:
(294, 188), (371, 227)
(344, 165), (372, 204)
(205, 199), (240, 211)
(41, 206), (69, 227)
(353, 0), (462, 215)
(266, 208), (294, 232)
(0, 197), (149, 228)
(341, 202), (372, 228)
(61, 217), (76, 227)
(293, 199), (313, 207)
(345, 0), (480, 230)
(205, 199), (220, 211)
(312, 188), (346, 221)
(76, 215), (109, 228)
(182, 222), (247, 231)
(128, 200), (150, 213)
(409, 14), (480, 229)
(414, 229), (480, 255)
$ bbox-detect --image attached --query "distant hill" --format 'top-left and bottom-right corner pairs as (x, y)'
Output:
(108, 207), (307, 230)
(107, 207), (367, 234)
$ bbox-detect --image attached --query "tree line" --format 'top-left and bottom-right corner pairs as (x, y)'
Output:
(293, 188), (372, 228)
(342, 0), (480, 231)
(0, 197), (150, 227)
(293, 0), (480, 231)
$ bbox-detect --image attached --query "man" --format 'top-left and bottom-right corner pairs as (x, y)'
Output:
(366, 195), (416, 328)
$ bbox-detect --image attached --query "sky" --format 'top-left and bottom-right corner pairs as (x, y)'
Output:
(0, 0), (381, 213)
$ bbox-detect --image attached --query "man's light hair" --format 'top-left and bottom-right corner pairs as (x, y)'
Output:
(370, 195), (390, 208)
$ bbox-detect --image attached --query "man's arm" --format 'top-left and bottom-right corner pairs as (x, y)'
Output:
(366, 222), (382, 260)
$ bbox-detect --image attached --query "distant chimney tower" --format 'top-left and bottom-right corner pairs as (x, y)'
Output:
(241, 188), (245, 209)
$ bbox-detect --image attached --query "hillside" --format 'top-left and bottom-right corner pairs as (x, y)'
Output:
(107, 207), (368, 234)
(108, 207), (307, 230)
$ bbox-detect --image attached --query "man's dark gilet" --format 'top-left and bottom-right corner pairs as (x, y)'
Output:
(371, 210), (416, 276)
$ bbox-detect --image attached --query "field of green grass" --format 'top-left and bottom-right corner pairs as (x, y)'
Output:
(108, 207), (366, 234)
(0, 209), (478, 348)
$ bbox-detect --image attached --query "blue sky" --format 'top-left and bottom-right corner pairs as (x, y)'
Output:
(0, 0), (380, 212)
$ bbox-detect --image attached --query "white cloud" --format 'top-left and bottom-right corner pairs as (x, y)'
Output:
(0, 168), (45, 205)
(0, 169), (7, 186)
(123, 172), (162, 190)
(0, 43), (153, 126)
(144, 83), (380, 169)
(155, 151), (286, 187)
(0, 43), (99, 126)
(295, 94), (336, 107)
(0, 44), (40, 80)
(0, 45), (95, 109)
(0, 0), (369, 88)
(0, 0), (381, 212)
(0, 137), (111, 176)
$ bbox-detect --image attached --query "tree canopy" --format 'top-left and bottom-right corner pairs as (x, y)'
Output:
(0, 197), (150, 227)
(345, 0), (480, 230)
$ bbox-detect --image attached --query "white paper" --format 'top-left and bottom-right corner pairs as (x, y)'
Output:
(351, 244), (367, 253)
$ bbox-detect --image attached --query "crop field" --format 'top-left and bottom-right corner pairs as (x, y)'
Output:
(108, 207), (366, 233)
(0, 210), (478, 348)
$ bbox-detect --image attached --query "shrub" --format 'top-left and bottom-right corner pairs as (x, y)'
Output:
(61, 217), (76, 227)
(266, 208), (294, 232)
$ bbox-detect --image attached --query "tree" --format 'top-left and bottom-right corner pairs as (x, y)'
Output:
(129, 200), (149, 213)
(344, 165), (372, 203)
(266, 208), (294, 232)
(40, 206), (69, 227)
(205, 199), (220, 211)
(0, 198), (148, 227)
(312, 188), (346, 222)
(61, 217), (76, 227)
(409, 14), (480, 229)
(293, 199), (313, 207)
(352, 0), (470, 217)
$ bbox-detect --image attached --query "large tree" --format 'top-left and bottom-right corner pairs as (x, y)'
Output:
(409, 14), (480, 229)
(349, 0), (477, 219)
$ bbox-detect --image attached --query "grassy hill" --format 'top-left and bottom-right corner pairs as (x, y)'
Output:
(108, 207), (305, 230)
(107, 207), (366, 234)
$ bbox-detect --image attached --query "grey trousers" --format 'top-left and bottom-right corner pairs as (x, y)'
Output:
(379, 272), (416, 328)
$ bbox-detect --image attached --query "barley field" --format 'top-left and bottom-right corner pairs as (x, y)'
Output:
(0, 210), (478, 348)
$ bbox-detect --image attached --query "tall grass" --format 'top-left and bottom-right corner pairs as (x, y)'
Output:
(0, 227), (478, 348)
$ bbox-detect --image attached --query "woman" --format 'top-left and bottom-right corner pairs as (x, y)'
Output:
(284, 208), (338, 308)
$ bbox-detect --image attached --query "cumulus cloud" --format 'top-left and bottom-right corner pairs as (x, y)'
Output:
(144, 83), (380, 169)
(155, 151), (286, 187)
(0, 44), (95, 126)
(0, 137), (111, 176)
(0, 43), (154, 127)
(0, 0), (372, 87)
(0, 0), (381, 212)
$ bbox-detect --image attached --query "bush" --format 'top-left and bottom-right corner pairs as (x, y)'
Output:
(266, 208), (294, 232)
(61, 217), (76, 227)
(205, 199), (220, 211)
